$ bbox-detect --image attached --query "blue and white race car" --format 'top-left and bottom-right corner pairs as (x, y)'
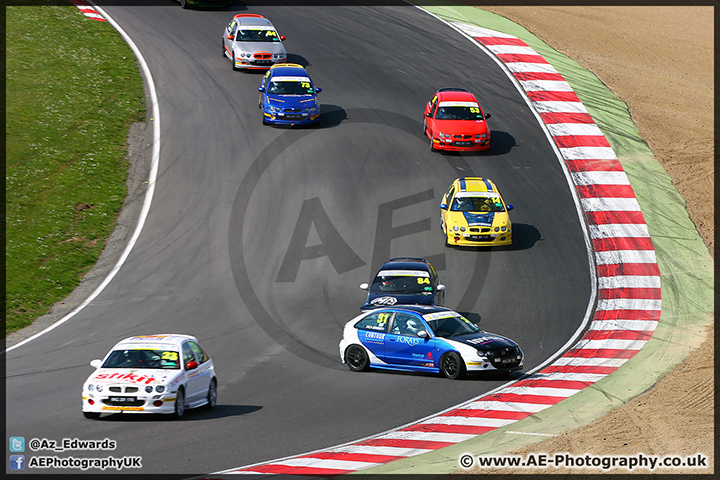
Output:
(258, 63), (322, 125)
(360, 257), (445, 311)
(339, 305), (524, 379)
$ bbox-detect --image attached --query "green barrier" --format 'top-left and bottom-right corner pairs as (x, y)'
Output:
(356, 3), (713, 475)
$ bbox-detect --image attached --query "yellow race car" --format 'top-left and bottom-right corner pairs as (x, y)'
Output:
(440, 177), (513, 247)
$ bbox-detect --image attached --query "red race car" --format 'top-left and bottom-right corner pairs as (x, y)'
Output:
(424, 88), (491, 152)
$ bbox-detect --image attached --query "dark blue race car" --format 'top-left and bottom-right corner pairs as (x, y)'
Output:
(339, 305), (524, 379)
(258, 63), (321, 125)
(359, 257), (445, 311)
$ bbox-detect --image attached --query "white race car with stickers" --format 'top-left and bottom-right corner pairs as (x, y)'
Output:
(82, 334), (217, 419)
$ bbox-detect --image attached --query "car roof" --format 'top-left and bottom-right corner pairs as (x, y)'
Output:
(113, 334), (198, 349)
(233, 14), (273, 28)
(378, 257), (432, 273)
(269, 64), (309, 77)
(380, 305), (455, 315)
(437, 89), (477, 103)
(453, 177), (498, 194)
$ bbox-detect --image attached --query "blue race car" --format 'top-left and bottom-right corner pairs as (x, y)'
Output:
(339, 305), (524, 379)
(258, 63), (321, 125)
(360, 257), (445, 311)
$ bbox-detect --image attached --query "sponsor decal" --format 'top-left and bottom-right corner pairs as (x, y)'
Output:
(466, 336), (496, 345)
(271, 76), (311, 82)
(396, 336), (421, 346)
(362, 331), (385, 344)
(377, 270), (429, 277)
(101, 406), (144, 411)
(466, 361), (484, 366)
(92, 372), (160, 385)
(370, 296), (398, 306)
(454, 191), (501, 199)
(438, 101), (479, 108)
(423, 311), (457, 321)
(462, 211), (495, 227)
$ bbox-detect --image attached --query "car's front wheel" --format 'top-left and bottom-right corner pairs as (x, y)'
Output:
(83, 411), (101, 419)
(206, 379), (217, 409)
(173, 388), (186, 419)
(345, 345), (370, 372)
(180, 0), (189, 9)
(440, 352), (465, 380)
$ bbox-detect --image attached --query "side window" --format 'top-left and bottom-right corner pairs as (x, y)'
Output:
(189, 341), (208, 364)
(443, 186), (455, 208)
(391, 313), (424, 337)
(355, 312), (393, 332)
(430, 98), (439, 118)
(182, 342), (196, 367)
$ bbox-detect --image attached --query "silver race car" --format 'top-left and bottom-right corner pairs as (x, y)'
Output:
(222, 14), (287, 71)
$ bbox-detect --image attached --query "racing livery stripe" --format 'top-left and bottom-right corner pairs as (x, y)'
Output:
(70, 0), (105, 21)
(219, 21), (661, 477)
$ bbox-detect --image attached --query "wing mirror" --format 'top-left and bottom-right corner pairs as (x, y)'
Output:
(437, 284), (446, 291)
(440, 203), (447, 210)
(280, 35), (287, 41)
(418, 330), (429, 338)
(485, 113), (491, 119)
(185, 361), (198, 371)
(90, 359), (102, 369)
(315, 87), (322, 93)
(360, 283), (369, 290)
(258, 87), (266, 92)
(507, 205), (514, 211)
(425, 112), (432, 117)
(226, 34), (233, 40)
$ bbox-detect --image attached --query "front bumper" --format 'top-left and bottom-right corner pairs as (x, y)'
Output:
(264, 111), (320, 125)
(446, 230), (512, 247)
(234, 57), (284, 70)
(82, 391), (178, 415)
(432, 137), (490, 151)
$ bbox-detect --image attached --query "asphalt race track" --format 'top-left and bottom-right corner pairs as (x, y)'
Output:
(5, 3), (592, 475)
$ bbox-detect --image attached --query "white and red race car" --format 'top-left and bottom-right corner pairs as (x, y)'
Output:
(82, 334), (217, 419)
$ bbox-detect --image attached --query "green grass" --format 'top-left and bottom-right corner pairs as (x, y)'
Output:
(5, 5), (146, 335)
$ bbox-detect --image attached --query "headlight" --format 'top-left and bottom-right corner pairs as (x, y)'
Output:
(494, 227), (500, 232)
(96, 385), (103, 392)
(145, 386), (153, 393)
(475, 134), (481, 139)
(156, 385), (166, 393)
(87, 384), (94, 392)
(268, 105), (276, 113)
(476, 351), (487, 358)
(501, 226), (506, 232)
(481, 133), (487, 139)
(460, 227), (466, 232)
(453, 225), (459, 232)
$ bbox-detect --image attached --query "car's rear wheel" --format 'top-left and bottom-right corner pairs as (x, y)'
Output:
(345, 345), (370, 372)
(440, 352), (465, 380)
(83, 411), (100, 419)
(206, 379), (217, 409)
(173, 388), (186, 419)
